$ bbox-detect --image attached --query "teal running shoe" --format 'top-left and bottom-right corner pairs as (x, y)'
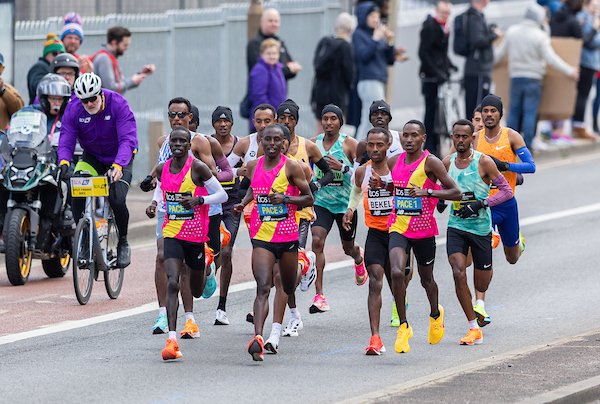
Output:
(152, 313), (168, 335)
(202, 262), (217, 299)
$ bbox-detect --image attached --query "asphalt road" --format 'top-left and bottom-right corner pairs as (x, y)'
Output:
(1, 152), (600, 403)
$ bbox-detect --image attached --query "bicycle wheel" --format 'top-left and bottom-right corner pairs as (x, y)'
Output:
(73, 217), (94, 305)
(104, 214), (124, 299)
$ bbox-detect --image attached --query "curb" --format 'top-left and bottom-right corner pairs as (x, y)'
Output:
(517, 375), (600, 404)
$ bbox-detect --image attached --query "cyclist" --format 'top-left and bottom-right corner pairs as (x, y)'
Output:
(58, 72), (137, 268)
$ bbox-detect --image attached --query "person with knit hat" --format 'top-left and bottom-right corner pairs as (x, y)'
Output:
(60, 12), (93, 74)
(26, 33), (65, 104)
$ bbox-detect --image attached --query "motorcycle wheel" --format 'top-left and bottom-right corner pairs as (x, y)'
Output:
(104, 216), (124, 299)
(5, 209), (33, 286)
(73, 218), (94, 305)
(42, 250), (71, 278)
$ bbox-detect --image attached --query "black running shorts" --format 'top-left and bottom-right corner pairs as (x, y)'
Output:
(207, 213), (222, 262)
(446, 227), (492, 270)
(251, 239), (299, 260)
(163, 238), (205, 272)
(312, 205), (357, 241)
(221, 207), (241, 248)
(389, 232), (436, 267)
(365, 228), (389, 268)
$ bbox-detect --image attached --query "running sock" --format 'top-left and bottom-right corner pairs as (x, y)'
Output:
(270, 323), (282, 338)
(218, 296), (227, 311)
(290, 308), (300, 321)
(475, 299), (485, 309)
(431, 310), (440, 320)
(168, 331), (177, 340)
(468, 319), (479, 329)
(158, 307), (166, 316)
(185, 312), (195, 323)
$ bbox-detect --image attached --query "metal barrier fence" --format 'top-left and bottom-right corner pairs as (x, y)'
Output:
(14, 0), (341, 181)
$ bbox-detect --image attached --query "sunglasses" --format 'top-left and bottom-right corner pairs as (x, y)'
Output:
(81, 95), (98, 104)
(58, 71), (76, 78)
(168, 111), (189, 119)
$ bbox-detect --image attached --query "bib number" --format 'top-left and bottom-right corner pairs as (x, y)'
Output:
(257, 194), (288, 222)
(394, 187), (422, 216)
(316, 169), (344, 187)
(452, 192), (478, 217)
(166, 192), (194, 220)
(367, 188), (393, 216)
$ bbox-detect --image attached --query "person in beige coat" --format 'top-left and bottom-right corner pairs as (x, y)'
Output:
(0, 53), (25, 130)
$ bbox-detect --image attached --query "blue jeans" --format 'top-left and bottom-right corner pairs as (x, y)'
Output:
(507, 77), (541, 148)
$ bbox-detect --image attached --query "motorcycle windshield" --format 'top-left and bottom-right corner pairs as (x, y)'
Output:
(7, 110), (48, 149)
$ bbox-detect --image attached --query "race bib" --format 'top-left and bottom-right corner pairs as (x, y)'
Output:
(220, 178), (237, 192)
(316, 169), (344, 187)
(394, 187), (422, 216)
(452, 192), (478, 217)
(257, 194), (288, 222)
(165, 192), (194, 220)
(367, 188), (393, 216)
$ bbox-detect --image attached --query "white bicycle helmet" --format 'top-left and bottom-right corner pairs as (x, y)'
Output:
(73, 72), (102, 99)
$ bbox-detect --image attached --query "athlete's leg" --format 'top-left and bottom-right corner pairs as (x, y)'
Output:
(219, 211), (241, 313)
(155, 237), (166, 307)
(252, 246), (277, 337)
(368, 263), (385, 335)
(336, 213), (362, 264)
(413, 237), (439, 317)
(164, 257), (182, 334)
(388, 233), (410, 324)
(449, 252), (475, 319)
(179, 266), (194, 312)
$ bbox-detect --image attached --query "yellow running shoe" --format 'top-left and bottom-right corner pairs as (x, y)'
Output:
(473, 304), (491, 327)
(459, 328), (483, 345)
(428, 305), (445, 345)
(519, 231), (525, 253)
(394, 323), (413, 353)
(180, 319), (200, 339)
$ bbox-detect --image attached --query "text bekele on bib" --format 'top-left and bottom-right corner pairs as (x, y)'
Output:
(394, 187), (422, 216)
(367, 188), (393, 216)
(166, 192), (194, 220)
(452, 191), (478, 217)
(257, 194), (288, 222)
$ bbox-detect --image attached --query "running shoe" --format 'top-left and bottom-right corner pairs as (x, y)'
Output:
(473, 304), (491, 327)
(282, 318), (303, 337)
(365, 335), (386, 355)
(152, 312), (168, 335)
(248, 335), (264, 361)
(519, 231), (526, 254)
(205, 245), (215, 268)
(309, 293), (330, 313)
(202, 262), (217, 299)
(460, 328), (483, 345)
(180, 319), (200, 339)
(391, 303), (400, 328)
(264, 336), (279, 354)
(354, 247), (368, 286)
(300, 251), (316, 292)
(220, 222), (231, 248)
(491, 230), (500, 249)
(214, 309), (230, 325)
(394, 323), (413, 353)
(428, 305), (445, 345)
(162, 338), (183, 360)
(246, 312), (254, 324)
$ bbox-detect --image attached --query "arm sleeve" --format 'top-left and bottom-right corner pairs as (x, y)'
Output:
(508, 146), (536, 173)
(152, 180), (162, 204)
(487, 175), (513, 207)
(113, 101), (138, 168)
(215, 155), (234, 182)
(347, 184), (363, 211)
(314, 157), (334, 188)
(227, 152), (242, 168)
(202, 176), (228, 205)
(57, 103), (77, 165)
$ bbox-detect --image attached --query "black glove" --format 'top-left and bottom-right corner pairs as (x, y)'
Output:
(436, 199), (448, 213)
(140, 175), (156, 192)
(490, 156), (510, 171)
(58, 164), (70, 182)
(309, 181), (318, 193)
(456, 200), (484, 219)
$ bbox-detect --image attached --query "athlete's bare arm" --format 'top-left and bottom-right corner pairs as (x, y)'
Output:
(354, 164), (367, 187)
(157, 134), (167, 149)
(342, 136), (358, 164)
(478, 154), (503, 185)
(273, 159), (313, 208)
(191, 135), (218, 176)
(442, 155), (451, 171)
(417, 155), (461, 200)
(507, 128), (527, 152)
(151, 162), (165, 180)
(207, 136), (226, 161)
(231, 136), (250, 158)
(305, 139), (324, 163)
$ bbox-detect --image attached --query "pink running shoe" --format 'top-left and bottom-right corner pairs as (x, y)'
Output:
(309, 293), (330, 313)
(354, 247), (368, 286)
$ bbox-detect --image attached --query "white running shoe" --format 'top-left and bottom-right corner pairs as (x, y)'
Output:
(300, 251), (316, 292)
(264, 335), (279, 354)
(282, 318), (304, 337)
(214, 309), (230, 325)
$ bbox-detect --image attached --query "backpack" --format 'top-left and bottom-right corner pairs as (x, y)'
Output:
(453, 12), (470, 57)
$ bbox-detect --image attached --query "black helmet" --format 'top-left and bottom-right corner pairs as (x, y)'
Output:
(51, 52), (80, 78)
(36, 73), (72, 116)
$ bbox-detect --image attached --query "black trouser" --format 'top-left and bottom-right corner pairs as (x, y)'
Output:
(464, 74), (491, 120)
(71, 152), (133, 238)
(422, 79), (440, 157)
(573, 66), (597, 124)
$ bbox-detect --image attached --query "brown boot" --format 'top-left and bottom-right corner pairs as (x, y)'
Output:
(572, 127), (599, 141)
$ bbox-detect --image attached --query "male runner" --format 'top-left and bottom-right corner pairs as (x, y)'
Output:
(355, 100), (403, 166)
(310, 104), (365, 313)
(444, 119), (512, 345)
(150, 127), (227, 360)
(371, 119), (461, 353)
(472, 94), (535, 326)
(233, 124), (313, 361)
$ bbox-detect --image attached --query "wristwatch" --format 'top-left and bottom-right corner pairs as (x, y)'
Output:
(283, 196), (290, 204)
(482, 199), (489, 207)
(427, 188), (434, 197)
(342, 164), (350, 174)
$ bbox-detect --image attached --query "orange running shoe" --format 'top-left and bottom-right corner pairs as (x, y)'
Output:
(220, 223), (231, 248)
(248, 335), (264, 361)
(365, 335), (386, 355)
(162, 338), (183, 360)
(459, 328), (483, 346)
(298, 249), (310, 276)
(180, 319), (200, 339)
(491, 231), (500, 249)
(204, 245), (215, 268)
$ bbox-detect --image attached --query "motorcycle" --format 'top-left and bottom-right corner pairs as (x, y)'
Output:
(0, 108), (74, 285)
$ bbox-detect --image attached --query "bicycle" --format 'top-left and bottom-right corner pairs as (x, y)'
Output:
(70, 172), (124, 305)
(437, 78), (463, 155)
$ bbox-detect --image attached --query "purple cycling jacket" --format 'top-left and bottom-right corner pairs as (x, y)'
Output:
(58, 89), (138, 168)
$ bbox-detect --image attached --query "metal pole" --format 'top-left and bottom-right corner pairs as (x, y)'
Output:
(386, 0), (399, 102)
(247, 0), (263, 40)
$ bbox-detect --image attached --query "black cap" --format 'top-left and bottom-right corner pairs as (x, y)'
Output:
(277, 99), (299, 121)
(369, 99), (392, 120)
(212, 106), (233, 124)
(480, 94), (503, 117)
(190, 105), (200, 126)
(321, 104), (344, 126)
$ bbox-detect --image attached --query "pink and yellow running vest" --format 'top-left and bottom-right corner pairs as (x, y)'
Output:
(161, 156), (209, 243)
(250, 155), (300, 243)
(388, 150), (440, 239)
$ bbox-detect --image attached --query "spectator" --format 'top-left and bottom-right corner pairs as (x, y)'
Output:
(310, 12), (355, 133)
(461, 0), (503, 120)
(92, 26), (155, 94)
(247, 8), (302, 81)
(26, 33), (65, 104)
(592, 71), (600, 132)
(60, 12), (93, 73)
(571, 0), (600, 140)
(51, 53), (80, 88)
(0, 53), (25, 130)
(248, 39), (286, 132)
(353, 2), (396, 141)
(494, 3), (579, 149)
(418, 0), (455, 157)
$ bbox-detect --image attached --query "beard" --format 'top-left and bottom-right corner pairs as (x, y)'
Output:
(83, 102), (102, 115)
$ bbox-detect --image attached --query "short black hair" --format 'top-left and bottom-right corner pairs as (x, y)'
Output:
(473, 105), (482, 117)
(170, 125), (191, 141)
(404, 119), (425, 134)
(107, 26), (131, 44)
(263, 123), (289, 141)
(367, 127), (390, 142)
(190, 105), (200, 126)
(254, 103), (276, 117)
(168, 97), (191, 112)
(452, 119), (475, 135)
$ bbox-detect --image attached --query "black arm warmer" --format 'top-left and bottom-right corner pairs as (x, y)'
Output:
(314, 157), (334, 188)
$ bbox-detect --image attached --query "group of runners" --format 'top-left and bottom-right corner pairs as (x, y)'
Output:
(142, 93), (535, 361)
